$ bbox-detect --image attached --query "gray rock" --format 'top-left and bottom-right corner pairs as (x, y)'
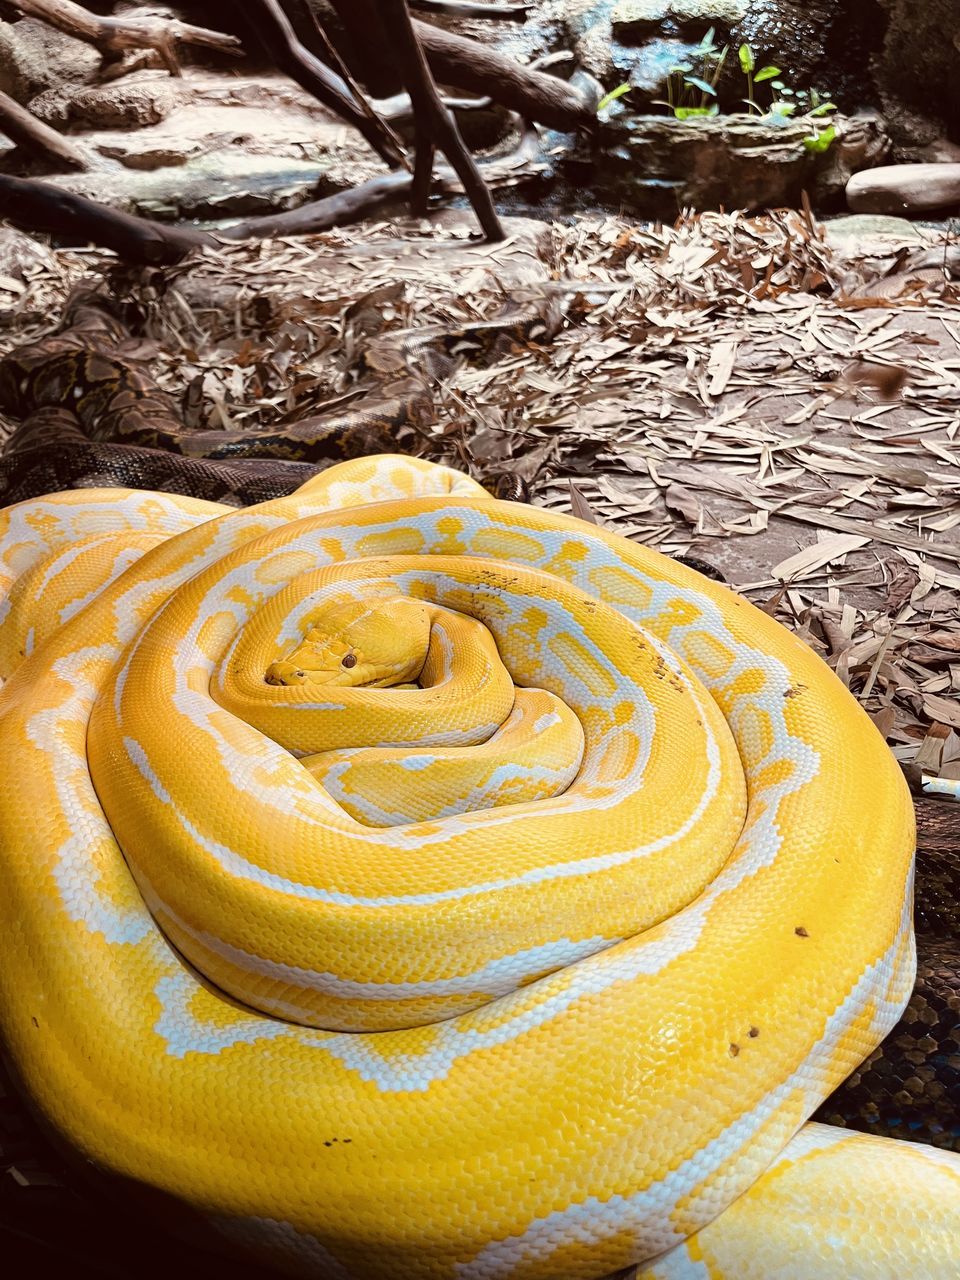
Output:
(43, 73), (389, 221)
(576, 111), (889, 215)
(30, 77), (182, 129)
(58, 151), (339, 221)
(847, 163), (960, 215)
(0, 16), (99, 103)
(612, 0), (748, 42)
(823, 214), (927, 245)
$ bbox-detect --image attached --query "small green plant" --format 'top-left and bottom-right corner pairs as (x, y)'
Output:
(738, 43), (837, 129)
(596, 82), (633, 113)
(803, 122), (837, 153)
(598, 32), (838, 152)
(738, 43), (781, 114)
(651, 26), (728, 119)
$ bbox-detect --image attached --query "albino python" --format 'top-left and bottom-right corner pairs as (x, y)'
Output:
(0, 453), (957, 1279)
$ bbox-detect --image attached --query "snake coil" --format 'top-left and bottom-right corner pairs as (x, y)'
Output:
(0, 455), (957, 1279)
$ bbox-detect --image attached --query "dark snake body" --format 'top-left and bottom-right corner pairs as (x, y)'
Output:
(0, 299), (955, 1161)
(813, 845), (959, 1149)
(0, 300), (424, 467)
(0, 298), (548, 504)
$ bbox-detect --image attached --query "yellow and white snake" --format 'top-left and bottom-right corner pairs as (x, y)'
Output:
(0, 454), (957, 1278)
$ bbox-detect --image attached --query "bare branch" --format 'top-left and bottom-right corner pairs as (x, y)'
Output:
(0, 88), (88, 170)
(378, 0), (504, 241)
(6, 0), (242, 76)
(237, 0), (406, 169)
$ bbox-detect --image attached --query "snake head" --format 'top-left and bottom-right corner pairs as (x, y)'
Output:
(264, 598), (431, 688)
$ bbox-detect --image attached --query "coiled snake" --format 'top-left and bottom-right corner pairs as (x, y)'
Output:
(0, 453), (957, 1278)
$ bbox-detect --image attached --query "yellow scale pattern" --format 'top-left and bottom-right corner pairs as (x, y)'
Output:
(0, 454), (956, 1279)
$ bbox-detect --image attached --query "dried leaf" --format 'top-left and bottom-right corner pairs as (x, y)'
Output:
(569, 481), (600, 525)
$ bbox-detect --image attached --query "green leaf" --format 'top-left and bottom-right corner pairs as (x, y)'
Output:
(596, 82), (632, 113)
(808, 101), (837, 117)
(697, 25), (717, 52)
(738, 43), (755, 73)
(674, 106), (715, 119)
(683, 75), (718, 96)
(803, 124), (837, 153)
(754, 66), (781, 83)
(767, 102), (797, 117)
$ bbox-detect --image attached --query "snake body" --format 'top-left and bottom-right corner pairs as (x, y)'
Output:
(0, 296), (550, 507)
(0, 298), (424, 462)
(0, 453), (958, 1278)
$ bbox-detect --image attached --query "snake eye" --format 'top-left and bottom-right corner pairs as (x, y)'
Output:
(341, 653), (357, 669)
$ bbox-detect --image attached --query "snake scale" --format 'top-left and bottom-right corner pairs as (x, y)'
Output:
(0, 449), (958, 1278)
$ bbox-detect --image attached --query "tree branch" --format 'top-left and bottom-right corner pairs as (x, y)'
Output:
(220, 172), (415, 240)
(378, 0), (504, 241)
(416, 20), (595, 131)
(410, 0), (530, 18)
(0, 175), (214, 264)
(6, 0), (243, 76)
(0, 88), (88, 170)
(0, 173), (421, 263)
(236, 0), (406, 169)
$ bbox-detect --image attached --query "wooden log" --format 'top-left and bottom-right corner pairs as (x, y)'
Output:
(7, 0), (242, 75)
(416, 19), (596, 132)
(325, 0), (592, 130)
(0, 89), (88, 171)
(0, 176), (213, 263)
(220, 171), (415, 240)
(0, 172), (417, 263)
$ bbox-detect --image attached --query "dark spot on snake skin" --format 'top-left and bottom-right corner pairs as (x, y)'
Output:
(749, 1026), (759, 1038)
(30, 1016), (38, 1028)
(783, 685), (807, 699)
(673, 554), (726, 583)
(729, 1043), (740, 1057)
(795, 926), (809, 938)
